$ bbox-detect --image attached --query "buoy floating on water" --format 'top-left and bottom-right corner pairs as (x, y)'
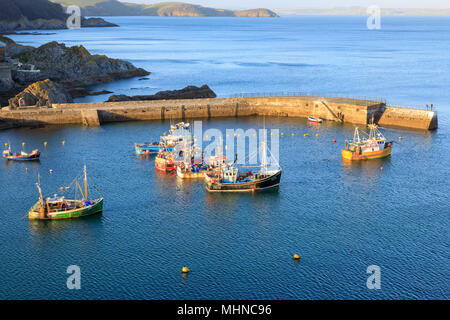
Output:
(181, 267), (190, 273)
(293, 254), (300, 260)
(281, 133), (284, 136)
(44, 141), (47, 147)
(49, 169), (53, 174)
(22, 142), (25, 147)
(303, 133), (308, 137)
(380, 167), (384, 172)
(292, 133), (295, 136)
(25, 168), (28, 172)
(4, 143), (8, 147)
(315, 133), (319, 137)
(332, 139), (336, 143)
(62, 140), (66, 145)
(350, 249), (353, 253)
(399, 136), (403, 140)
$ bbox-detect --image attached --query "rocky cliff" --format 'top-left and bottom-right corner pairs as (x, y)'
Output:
(16, 41), (149, 86)
(0, 36), (149, 107)
(107, 85), (216, 102)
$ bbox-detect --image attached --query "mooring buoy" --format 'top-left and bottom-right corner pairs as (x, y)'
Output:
(181, 267), (190, 273)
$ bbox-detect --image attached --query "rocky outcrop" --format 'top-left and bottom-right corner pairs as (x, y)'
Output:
(8, 79), (73, 108)
(81, 17), (118, 28)
(107, 85), (216, 102)
(15, 41), (149, 86)
(0, 36), (34, 56)
(0, 36), (149, 103)
(0, 0), (117, 32)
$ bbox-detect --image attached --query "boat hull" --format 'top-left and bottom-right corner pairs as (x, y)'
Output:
(342, 146), (392, 161)
(135, 143), (173, 155)
(206, 170), (282, 192)
(28, 198), (103, 220)
(177, 166), (208, 179)
(307, 117), (322, 123)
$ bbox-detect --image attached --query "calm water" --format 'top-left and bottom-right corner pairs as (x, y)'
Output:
(1, 16), (449, 299)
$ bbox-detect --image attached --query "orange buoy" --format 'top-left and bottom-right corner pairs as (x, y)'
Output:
(293, 254), (300, 260)
(332, 139), (336, 143)
(380, 167), (384, 172)
(350, 249), (353, 253)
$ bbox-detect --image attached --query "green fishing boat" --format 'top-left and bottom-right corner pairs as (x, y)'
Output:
(28, 166), (103, 220)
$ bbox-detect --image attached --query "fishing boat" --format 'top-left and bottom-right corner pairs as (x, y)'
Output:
(134, 122), (190, 155)
(307, 116), (323, 123)
(28, 166), (103, 220)
(155, 148), (177, 172)
(205, 141), (282, 192)
(134, 142), (173, 155)
(3, 146), (40, 161)
(342, 123), (393, 161)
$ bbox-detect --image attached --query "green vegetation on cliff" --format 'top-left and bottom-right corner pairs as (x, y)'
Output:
(51, 0), (279, 17)
(0, 0), (117, 31)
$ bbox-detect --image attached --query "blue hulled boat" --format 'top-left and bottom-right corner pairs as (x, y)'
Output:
(134, 142), (173, 155)
(3, 148), (40, 161)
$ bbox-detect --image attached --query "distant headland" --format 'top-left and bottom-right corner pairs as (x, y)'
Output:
(275, 7), (450, 16)
(51, 0), (279, 17)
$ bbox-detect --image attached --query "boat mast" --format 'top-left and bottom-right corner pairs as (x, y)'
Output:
(84, 165), (88, 202)
(262, 117), (267, 172)
(353, 127), (360, 143)
(36, 174), (46, 219)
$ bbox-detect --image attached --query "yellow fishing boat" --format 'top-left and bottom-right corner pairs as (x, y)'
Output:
(342, 123), (393, 161)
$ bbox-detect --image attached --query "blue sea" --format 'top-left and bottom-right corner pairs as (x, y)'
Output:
(1, 16), (449, 299)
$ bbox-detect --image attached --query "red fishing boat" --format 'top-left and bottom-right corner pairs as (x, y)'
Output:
(155, 149), (177, 172)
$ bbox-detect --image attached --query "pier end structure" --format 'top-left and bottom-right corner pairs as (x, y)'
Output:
(0, 96), (438, 131)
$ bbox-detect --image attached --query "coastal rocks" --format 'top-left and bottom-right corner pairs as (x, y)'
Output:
(0, 36), (149, 101)
(16, 41), (150, 88)
(68, 87), (113, 98)
(0, 36), (33, 57)
(107, 85), (217, 102)
(81, 17), (118, 28)
(8, 79), (72, 108)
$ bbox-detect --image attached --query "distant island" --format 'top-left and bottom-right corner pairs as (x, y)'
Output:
(0, 0), (117, 32)
(50, 0), (279, 17)
(274, 7), (450, 16)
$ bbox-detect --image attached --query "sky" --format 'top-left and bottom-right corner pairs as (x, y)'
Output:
(120, 0), (450, 10)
